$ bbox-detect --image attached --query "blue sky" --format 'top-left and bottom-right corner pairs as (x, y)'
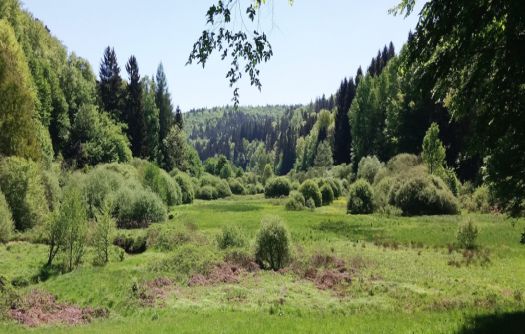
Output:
(21, 1), (423, 110)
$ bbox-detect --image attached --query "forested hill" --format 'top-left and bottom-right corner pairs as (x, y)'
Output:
(185, 105), (293, 169)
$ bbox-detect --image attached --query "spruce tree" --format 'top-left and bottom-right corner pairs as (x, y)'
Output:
(125, 55), (145, 157)
(334, 78), (356, 164)
(98, 47), (124, 121)
(175, 106), (183, 129)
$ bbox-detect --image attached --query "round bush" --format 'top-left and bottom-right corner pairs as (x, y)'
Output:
(389, 175), (459, 216)
(357, 156), (383, 184)
(0, 157), (49, 231)
(325, 178), (342, 198)
(174, 172), (195, 204)
(196, 185), (218, 200)
(305, 198), (316, 210)
(347, 179), (375, 214)
(255, 183), (265, 194)
(457, 220), (478, 249)
(142, 163), (182, 206)
(215, 179), (232, 198)
(320, 184), (335, 206)
(299, 180), (322, 207)
(255, 216), (291, 270)
(216, 225), (247, 249)
(285, 191), (306, 211)
(80, 166), (126, 218)
(386, 154), (421, 174)
(264, 177), (291, 198)
(373, 176), (396, 210)
(228, 178), (246, 195)
(439, 167), (461, 196)
(113, 187), (167, 228)
(0, 191), (14, 243)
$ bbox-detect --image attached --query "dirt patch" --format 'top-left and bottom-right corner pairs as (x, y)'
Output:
(294, 253), (356, 292)
(188, 263), (248, 286)
(132, 277), (173, 306)
(314, 269), (352, 290)
(9, 290), (108, 327)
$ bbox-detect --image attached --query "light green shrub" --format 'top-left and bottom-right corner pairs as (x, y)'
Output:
(299, 180), (322, 207)
(347, 179), (375, 214)
(255, 216), (291, 271)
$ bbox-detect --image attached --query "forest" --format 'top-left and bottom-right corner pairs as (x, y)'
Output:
(0, 0), (524, 333)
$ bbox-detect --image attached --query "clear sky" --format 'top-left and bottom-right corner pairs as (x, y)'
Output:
(21, 0), (423, 111)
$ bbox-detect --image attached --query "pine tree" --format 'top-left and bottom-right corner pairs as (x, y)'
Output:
(125, 55), (145, 157)
(175, 106), (183, 129)
(333, 78), (356, 164)
(98, 47), (124, 121)
(155, 63), (173, 144)
(142, 77), (160, 161)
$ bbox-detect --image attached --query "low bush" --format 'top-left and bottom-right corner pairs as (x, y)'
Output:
(216, 225), (247, 249)
(146, 224), (198, 251)
(306, 198), (316, 210)
(196, 185), (218, 200)
(113, 187), (167, 228)
(285, 191), (306, 211)
(0, 192), (14, 243)
(142, 163), (182, 206)
(200, 174), (232, 199)
(438, 167), (461, 196)
(457, 220), (479, 250)
(357, 156), (383, 184)
(113, 233), (147, 254)
(255, 216), (291, 271)
(347, 179), (375, 214)
(173, 172), (195, 204)
(0, 157), (49, 231)
(386, 154), (421, 174)
(264, 177), (291, 198)
(228, 178), (246, 195)
(373, 176), (396, 210)
(79, 166), (125, 218)
(464, 185), (492, 213)
(389, 175), (459, 216)
(299, 180), (322, 207)
(320, 184), (334, 206)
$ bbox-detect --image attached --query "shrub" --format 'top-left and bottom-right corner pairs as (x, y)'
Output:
(255, 216), (291, 270)
(264, 177), (291, 198)
(357, 156), (383, 183)
(0, 157), (49, 231)
(42, 168), (61, 211)
(113, 187), (167, 228)
(325, 178), (342, 198)
(285, 191), (306, 211)
(329, 163), (354, 183)
(142, 163), (182, 206)
(219, 164), (233, 179)
(216, 225), (247, 249)
(465, 186), (492, 213)
(93, 205), (115, 266)
(80, 166), (125, 218)
(299, 180), (322, 207)
(0, 192), (14, 243)
(347, 179), (375, 214)
(200, 174), (231, 198)
(262, 164), (274, 185)
(196, 185), (218, 200)
(389, 175), (460, 216)
(306, 198), (316, 210)
(320, 184), (335, 206)
(386, 154), (421, 174)
(228, 178), (246, 195)
(439, 167), (461, 196)
(174, 172), (195, 204)
(146, 224), (196, 251)
(373, 176), (395, 210)
(113, 234), (147, 254)
(215, 179), (232, 198)
(457, 220), (479, 249)
(255, 183), (265, 194)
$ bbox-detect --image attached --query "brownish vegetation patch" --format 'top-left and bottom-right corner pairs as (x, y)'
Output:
(9, 290), (108, 327)
(188, 263), (247, 286)
(132, 277), (173, 306)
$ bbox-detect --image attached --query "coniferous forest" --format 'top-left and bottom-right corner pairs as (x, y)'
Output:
(0, 1), (524, 333)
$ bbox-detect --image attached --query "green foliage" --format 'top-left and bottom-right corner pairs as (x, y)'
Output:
(0, 191), (13, 243)
(457, 220), (479, 250)
(228, 178), (246, 195)
(79, 166), (126, 218)
(255, 216), (291, 271)
(68, 104), (131, 166)
(216, 225), (247, 249)
(0, 157), (48, 231)
(219, 164), (233, 179)
(347, 179), (375, 214)
(47, 185), (88, 272)
(199, 174), (231, 199)
(264, 177), (291, 198)
(313, 140), (333, 167)
(422, 123), (445, 175)
(389, 174), (459, 216)
(305, 198), (316, 210)
(463, 186), (492, 214)
(113, 233), (147, 254)
(320, 184), (335, 206)
(285, 191), (306, 211)
(357, 156), (383, 184)
(197, 185), (218, 200)
(262, 163), (274, 186)
(438, 167), (460, 196)
(113, 186), (167, 228)
(173, 172), (195, 204)
(299, 180), (322, 207)
(0, 19), (44, 161)
(386, 154), (421, 174)
(93, 205), (116, 266)
(141, 162), (182, 206)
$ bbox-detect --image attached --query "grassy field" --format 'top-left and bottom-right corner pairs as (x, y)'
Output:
(1, 195), (524, 333)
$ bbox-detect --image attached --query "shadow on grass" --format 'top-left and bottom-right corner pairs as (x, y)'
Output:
(200, 202), (264, 213)
(457, 311), (525, 334)
(314, 219), (385, 242)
